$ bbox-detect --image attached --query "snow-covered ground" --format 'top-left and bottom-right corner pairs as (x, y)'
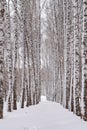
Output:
(0, 96), (87, 130)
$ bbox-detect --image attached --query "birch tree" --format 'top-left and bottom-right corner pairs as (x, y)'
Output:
(83, 0), (87, 121)
(0, 0), (5, 119)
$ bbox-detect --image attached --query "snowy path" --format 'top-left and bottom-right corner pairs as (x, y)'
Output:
(0, 96), (87, 130)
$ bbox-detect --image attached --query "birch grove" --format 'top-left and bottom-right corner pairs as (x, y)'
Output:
(0, 0), (87, 122)
(0, 0), (41, 118)
(42, 0), (87, 121)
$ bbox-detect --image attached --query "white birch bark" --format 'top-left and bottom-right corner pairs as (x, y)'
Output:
(0, 1), (5, 119)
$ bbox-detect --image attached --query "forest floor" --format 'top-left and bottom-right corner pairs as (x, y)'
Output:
(0, 96), (87, 130)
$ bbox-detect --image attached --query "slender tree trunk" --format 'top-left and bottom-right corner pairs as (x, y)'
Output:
(13, 0), (18, 110)
(83, 0), (87, 121)
(0, 1), (5, 119)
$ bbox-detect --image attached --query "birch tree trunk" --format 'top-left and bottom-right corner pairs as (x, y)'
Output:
(83, 0), (87, 121)
(13, 0), (18, 110)
(0, 1), (5, 119)
(4, 0), (13, 112)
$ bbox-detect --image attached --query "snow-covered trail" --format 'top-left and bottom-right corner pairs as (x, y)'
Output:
(0, 96), (87, 130)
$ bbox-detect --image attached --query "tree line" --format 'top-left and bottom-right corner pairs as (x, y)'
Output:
(43, 0), (87, 121)
(0, 0), (41, 119)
